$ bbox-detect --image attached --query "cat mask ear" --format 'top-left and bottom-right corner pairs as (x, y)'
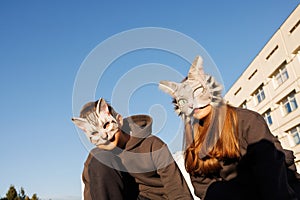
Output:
(186, 56), (212, 108)
(187, 55), (205, 82)
(96, 98), (123, 126)
(96, 98), (109, 116)
(158, 80), (179, 98)
(116, 114), (123, 127)
(159, 80), (194, 116)
(71, 117), (91, 133)
(187, 55), (223, 108)
(72, 116), (100, 145)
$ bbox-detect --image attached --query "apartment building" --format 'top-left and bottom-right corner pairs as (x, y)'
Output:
(224, 4), (300, 172)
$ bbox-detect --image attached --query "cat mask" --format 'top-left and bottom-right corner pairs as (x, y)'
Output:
(159, 55), (223, 116)
(72, 98), (122, 146)
(159, 56), (226, 158)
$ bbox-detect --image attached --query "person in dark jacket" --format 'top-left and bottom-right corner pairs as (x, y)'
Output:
(159, 55), (300, 200)
(72, 98), (193, 200)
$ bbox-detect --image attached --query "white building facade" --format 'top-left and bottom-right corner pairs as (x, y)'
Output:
(224, 4), (300, 172)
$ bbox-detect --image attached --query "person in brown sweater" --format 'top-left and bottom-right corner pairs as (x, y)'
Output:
(72, 98), (193, 200)
(159, 55), (300, 200)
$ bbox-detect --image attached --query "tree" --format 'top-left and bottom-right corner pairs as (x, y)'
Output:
(19, 188), (25, 200)
(1, 185), (38, 200)
(30, 194), (38, 200)
(6, 185), (17, 200)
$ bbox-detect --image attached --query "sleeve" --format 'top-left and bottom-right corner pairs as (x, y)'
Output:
(241, 111), (299, 171)
(82, 154), (93, 200)
(241, 111), (298, 199)
(242, 110), (280, 146)
(244, 140), (297, 199)
(151, 139), (193, 200)
(82, 150), (126, 200)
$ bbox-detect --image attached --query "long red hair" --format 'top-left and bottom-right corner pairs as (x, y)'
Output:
(185, 105), (240, 175)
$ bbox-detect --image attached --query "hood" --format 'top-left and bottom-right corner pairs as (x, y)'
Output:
(121, 114), (153, 151)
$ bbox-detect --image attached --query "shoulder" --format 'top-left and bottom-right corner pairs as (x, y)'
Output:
(234, 107), (266, 126)
(235, 107), (263, 119)
(144, 135), (167, 148)
(86, 148), (119, 165)
(234, 107), (275, 146)
(85, 148), (104, 161)
(84, 148), (100, 162)
(146, 135), (165, 142)
(84, 148), (103, 170)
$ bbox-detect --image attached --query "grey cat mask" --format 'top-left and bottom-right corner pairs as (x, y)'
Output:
(72, 98), (122, 146)
(159, 56), (223, 116)
(159, 56), (226, 158)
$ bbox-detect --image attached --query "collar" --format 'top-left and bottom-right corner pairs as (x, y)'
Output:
(122, 114), (153, 150)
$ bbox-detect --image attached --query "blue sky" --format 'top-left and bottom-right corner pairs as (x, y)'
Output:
(0, 1), (299, 199)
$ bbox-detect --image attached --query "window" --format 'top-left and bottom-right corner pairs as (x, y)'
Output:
(240, 100), (247, 109)
(272, 63), (289, 88)
(275, 67), (289, 86)
(287, 125), (300, 145)
(281, 91), (298, 115)
(266, 45), (278, 60)
(234, 87), (241, 96)
(263, 109), (273, 126)
(289, 19), (300, 34)
(292, 45), (300, 54)
(254, 85), (265, 104)
(248, 69), (257, 80)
